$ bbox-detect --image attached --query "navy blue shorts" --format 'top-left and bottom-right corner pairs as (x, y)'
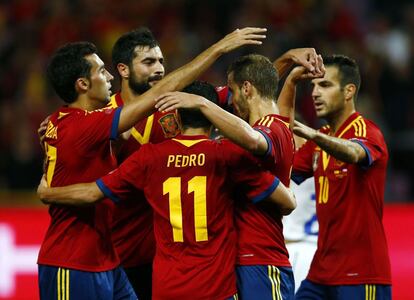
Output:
(295, 279), (392, 300)
(236, 265), (294, 300)
(38, 265), (137, 300)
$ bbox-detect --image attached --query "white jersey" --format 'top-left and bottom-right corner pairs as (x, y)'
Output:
(283, 177), (318, 292)
(283, 177), (318, 242)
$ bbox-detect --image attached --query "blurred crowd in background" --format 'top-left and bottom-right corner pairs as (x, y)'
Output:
(0, 0), (413, 201)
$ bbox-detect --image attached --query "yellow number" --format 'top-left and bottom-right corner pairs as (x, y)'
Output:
(189, 176), (208, 241)
(163, 176), (208, 242)
(44, 142), (57, 186)
(163, 177), (183, 242)
(318, 176), (329, 204)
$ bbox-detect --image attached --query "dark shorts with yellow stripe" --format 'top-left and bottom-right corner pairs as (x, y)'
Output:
(38, 265), (137, 300)
(295, 279), (391, 300)
(236, 265), (294, 300)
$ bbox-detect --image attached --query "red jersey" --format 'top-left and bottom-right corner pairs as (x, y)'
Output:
(236, 114), (294, 267)
(293, 112), (391, 285)
(98, 135), (279, 300)
(38, 106), (121, 271)
(107, 93), (180, 267)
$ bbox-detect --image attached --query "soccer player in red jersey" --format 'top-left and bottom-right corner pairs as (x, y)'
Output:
(107, 28), (178, 300)
(292, 55), (392, 299)
(38, 81), (296, 300)
(38, 28), (267, 300)
(155, 53), (323, 299)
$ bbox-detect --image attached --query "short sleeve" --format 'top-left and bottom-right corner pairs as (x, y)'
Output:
(74, 107), (122, 152)
(349, 122), (387, 168)
(222, 140), (278, 203)
(97, 144), (151, 203)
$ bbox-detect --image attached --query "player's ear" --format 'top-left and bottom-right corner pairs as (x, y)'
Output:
(75, 77), (89, 93)
(242, 81), (253, 96)
(344, 83), (356, 101)
(117, 63), (130, 79)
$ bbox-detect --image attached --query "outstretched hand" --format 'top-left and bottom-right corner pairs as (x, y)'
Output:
(155, 92), (205, 112)
(292, 120), (317, 140)
(215, 27), (267, 53)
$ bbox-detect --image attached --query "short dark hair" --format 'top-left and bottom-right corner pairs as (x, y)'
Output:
(323, 54), (361, 96)
(112, 27), (159, 70)
(47, 42), (97, 103)
(179, 81), (219, 129)
(227, 54), (279, 100)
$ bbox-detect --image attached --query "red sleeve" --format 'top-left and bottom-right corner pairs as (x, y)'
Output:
(74, 107), (121, 152)
(221, 140), (279, 203)
(254, 121), (290, 161)
(292, 139), (315, 184)
(349, 121), (388, 168)
(97, 144), (151, 203)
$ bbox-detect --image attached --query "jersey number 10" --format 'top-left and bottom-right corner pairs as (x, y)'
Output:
(163, 176), (208, 242)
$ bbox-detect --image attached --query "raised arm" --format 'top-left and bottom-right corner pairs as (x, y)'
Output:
(155, 92), (269, 155)
(264, 179), (296, 215)
(117, 27), (267, 133)
(37, 175), (103, 206)
(277, 62), (324, 125)
(293, 120), (367, 164)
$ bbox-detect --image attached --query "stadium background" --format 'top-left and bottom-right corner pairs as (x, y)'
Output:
(0, 0), (413, 299)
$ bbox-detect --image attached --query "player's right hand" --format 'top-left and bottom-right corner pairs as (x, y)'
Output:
(155, 91), (205, 112)
(37, 174), (49, 204)
(287, 63), (324, 84)
(215, 27), (267, 54)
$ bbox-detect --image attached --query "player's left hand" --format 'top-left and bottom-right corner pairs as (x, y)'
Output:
(37, 174), (49, 204)
(38, 116), (50, 150)
(292, 120), (318, 140)
(287, 48), (325, 76)
(155, 92), (205, 112)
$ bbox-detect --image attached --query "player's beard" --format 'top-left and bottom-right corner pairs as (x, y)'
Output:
(129, 72), (163, 95)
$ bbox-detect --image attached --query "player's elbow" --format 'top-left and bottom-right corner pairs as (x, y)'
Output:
(245, 134), (267, 155)
(279, 198), (297, 216)
(87, 185), (105, 203)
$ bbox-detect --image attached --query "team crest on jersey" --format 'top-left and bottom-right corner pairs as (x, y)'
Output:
(159, 113), (180, 138)
(312, 152), (320, 171)
(334, 159), (345, 167)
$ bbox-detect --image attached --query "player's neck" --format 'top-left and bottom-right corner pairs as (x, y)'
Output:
(248, 97), (279, 125)
(119, 83), (138, 105)
(69, 95), (107, 111)
(181, 127), (210, 137)
(327, 107), (356, 134)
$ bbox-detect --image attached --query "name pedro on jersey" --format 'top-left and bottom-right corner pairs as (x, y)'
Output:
(167, 154), (205, 168)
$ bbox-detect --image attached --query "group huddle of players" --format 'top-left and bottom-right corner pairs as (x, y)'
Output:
(36, 26), (392, 300)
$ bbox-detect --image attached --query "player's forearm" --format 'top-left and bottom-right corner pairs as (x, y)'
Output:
(277, 79), (296, 125)
(118, 45), (224, 133)
(268, 180), (297, 215)
(38, 183), (103, 206)
(200, 100), (267, 155)
(273, 52), (294, 78)
(312, 132), (365, 164)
